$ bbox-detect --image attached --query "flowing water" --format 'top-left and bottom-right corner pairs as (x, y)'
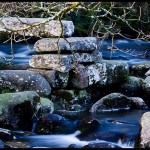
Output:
(0, 38), (150, 148)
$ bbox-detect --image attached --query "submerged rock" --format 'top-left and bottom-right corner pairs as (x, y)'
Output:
(130, 61), (150, 77)
(35, 113), (76, 134)
(77, 116), (100, 133)
(87, 60), (129, 87)
(34, 37), (98, 52)
(82, 141), (121, 148)
(135, 112), (150, 148)
(0, 18), (74, 37)
(89, 93), (131, 113)
(28, 69), (69, 88)
(0, 70), (51, 96)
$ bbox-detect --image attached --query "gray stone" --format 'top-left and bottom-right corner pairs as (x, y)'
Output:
(0, 91), (40, 116)
(71, 64), (89, 89)
(5, 141), (30, 148)
(135, 112), (150, 148)
(143, 76), (150, 93)
(130, 61), (150, 77)
(129, 97), (147, 109)
(28, 68), (69, 88)
(34, 37), (97, 52)
(89, 93), (131, 113)
(29, 51), (102, 72)
(0, 70), (51, 96)
(145, 69), (150, 77)
(87, 60), (129, 87)
(0, 17), (74, 37)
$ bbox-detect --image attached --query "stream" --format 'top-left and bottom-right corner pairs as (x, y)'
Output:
(0, 38), (150, 148)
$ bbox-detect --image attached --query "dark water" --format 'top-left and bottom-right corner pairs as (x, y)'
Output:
(0, 38), (150, 148)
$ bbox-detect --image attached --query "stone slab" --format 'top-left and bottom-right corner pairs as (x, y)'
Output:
(34, 37), (97, 52)
(0, 17), (74, 37)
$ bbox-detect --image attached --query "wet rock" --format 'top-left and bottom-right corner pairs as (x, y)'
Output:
(77, 116), (100, 132)
(34, 37), (97, 53)
(145, 69), (150, 77)
(87, 60), (129, 87)
(89, 93), (131, 113)
(119, 76), (144, 97)
(35, 113), (76, 134)
(70, 64), (89, 89)
(0, 18), (74, 37)
(130, 61), (150, 77)
(82, 141), (121, 148)
(0, 91), (40, 130)
(135, 112), (150, 148)
(28, 68), (69, 88)
(29, 52), (102, 72)
(0, 70), (51, 96)
(130, 97), (147, 109)
(4, 140), (30, 148)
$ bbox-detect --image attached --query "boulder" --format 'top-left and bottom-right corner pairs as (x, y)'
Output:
(0, 18), (74, 37)
(28, 68), (69, 88)
(135, 112), (150, 148)
(119, 76), (144, 97)
(0, 70), (51, 96)
(4, 141), (30, 148)
(130, 61), (150, 77)
(89, 93), (131, 113)
(34, 37), (97, 53)
(87, 60), (129, 87)
(0, 91), (40, 130)
(35, 113), (76, 134)
(29, 51), (102, 72)
(143, 76), (150, 93)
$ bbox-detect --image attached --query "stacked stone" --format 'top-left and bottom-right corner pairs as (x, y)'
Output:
(28, 20), (129, 110)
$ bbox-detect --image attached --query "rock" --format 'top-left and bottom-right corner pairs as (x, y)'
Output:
(143, 76), (150, 93)
(28, 68), (69, 88)
(0, 70), (51, 96)
(82, 141), (121, 148)
(35, 113), (76, 134)
(87, 60), (129, 87)
(34, 37), (97, 53)
(70, 64), (89, 89)
(119, 76), (144, 97)
(29, 51), (102, 72)
(4, 140), (30, 148)
(50, 89), (92, 110)
(68, 144), (82, 148)
(145, 69), (150, 77)
(89, 93), (131, 113)
(0, 140), (4, 148)
(2, 64), (30, 70)
(35, 97), (54, 117)
(129, 97), (147, 109)
(0, 91), (40, 130)
(0, 18), (74, 37)
(130, 61), (150, 77)
(135, 112), (150, 148)
(77, 116), (100, 133)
